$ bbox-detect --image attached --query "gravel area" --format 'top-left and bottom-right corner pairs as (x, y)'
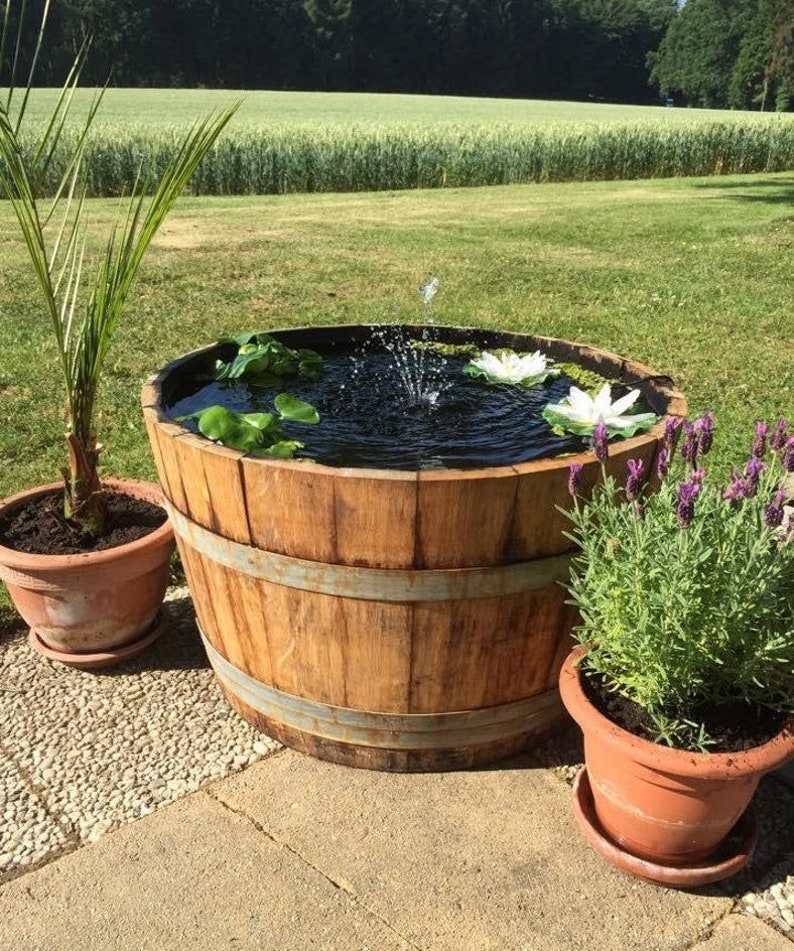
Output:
(1, 586), (793, 944)
(0, 586), (279, 881)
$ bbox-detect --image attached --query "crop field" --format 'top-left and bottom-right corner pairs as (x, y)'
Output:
(16, 88), (786, 128)
(11, 89), (794, 196)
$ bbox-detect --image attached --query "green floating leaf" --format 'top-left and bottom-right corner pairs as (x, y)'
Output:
(274, 392), (320, 424)
(214, 334), (323, 383)
(410, 340), (480, 358)
(555, 362), (612, 394)
(262, 440), (305, 459)
(542, 405), (595, 438)
(182, 395), (319, 458)
(241, 412), (277, 431)
(191, 406), (275, 453)
(610, 418), (659, 439)
(541, 405), (658, 440)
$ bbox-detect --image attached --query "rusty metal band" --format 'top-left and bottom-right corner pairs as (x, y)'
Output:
(200, 628), (562, 750)
(165, 502), (571, 603)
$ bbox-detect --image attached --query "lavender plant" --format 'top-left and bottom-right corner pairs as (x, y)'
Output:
(564, 413), (794, 751)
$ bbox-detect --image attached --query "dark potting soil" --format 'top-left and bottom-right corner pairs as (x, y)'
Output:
(0, 490), (167, 556)
(581, 669), (789, 754)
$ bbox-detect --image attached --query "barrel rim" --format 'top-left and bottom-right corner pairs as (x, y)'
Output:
(142, 324), (687, 480)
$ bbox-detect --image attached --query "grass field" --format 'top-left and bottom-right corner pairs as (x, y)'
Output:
(10, 89), (794, 195)
(1, 171), (792, 499)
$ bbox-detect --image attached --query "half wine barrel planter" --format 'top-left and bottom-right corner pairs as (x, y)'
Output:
(142, 325), (686, 771)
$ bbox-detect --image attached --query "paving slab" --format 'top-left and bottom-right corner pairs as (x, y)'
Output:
(212, 750), (733, 951)
(689, 914), (792, 949)
(737, 860), (794, 940)
(0, 788), (412, 951)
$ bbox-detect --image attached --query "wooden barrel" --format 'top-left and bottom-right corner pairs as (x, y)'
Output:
(142, 325), (686, 771)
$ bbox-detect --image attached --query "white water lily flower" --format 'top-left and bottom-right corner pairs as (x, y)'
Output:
(468, 349), (555, 385)
(546, 384), (657, 432)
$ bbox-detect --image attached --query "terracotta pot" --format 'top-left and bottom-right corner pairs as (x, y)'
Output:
(559, 647), (794, 867)
(0, 479), (175, 662)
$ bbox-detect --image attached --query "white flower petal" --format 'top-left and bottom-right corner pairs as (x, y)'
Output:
(592, 383), (614, 415)
(471, 349), (552, 384)
(546, 382), (655, 433)
(608, 388), (641, 418)
(471, 353), (500, 375)
(545, 402), (584, 421)
(566, 387), (596, 418)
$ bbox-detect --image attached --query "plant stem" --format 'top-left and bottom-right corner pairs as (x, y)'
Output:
(64, 431), (103, 533)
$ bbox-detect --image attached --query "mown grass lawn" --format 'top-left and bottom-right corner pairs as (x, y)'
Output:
(0, 171), (792, 500)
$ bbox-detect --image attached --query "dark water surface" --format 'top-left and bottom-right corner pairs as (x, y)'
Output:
(167, 338), (592, 470)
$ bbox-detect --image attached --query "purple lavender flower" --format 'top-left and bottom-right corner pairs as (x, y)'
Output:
(693, 412), (714, 456)
(625, 459), (645, 501)
(568, 463), (584, 498)
(783, 437), (794, 473)
(655, 445), (670, 480)
(764, 490), (787, 529)
(676, 481), (701, 529)
(592, 421), (609, 463)
(690, 468), (706, 485)
(770, 418), (789, 452)
(679, 421), (698, 465)
(663, 417), (682, 448)
(751, 422), (769, 459)
(723, 471), (747, 503)
(743, 456), (766, 498)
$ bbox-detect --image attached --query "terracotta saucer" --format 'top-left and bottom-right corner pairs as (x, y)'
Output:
(29, 609), (168, 670)
(571, 767), (758, 888)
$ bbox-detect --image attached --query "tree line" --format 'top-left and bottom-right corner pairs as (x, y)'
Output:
(3, 0), (793, 110)
(652, 0), (794, 110)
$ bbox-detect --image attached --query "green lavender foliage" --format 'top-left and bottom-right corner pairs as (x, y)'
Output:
(13, 118), (794, 198)
(563, 429), (794, 750)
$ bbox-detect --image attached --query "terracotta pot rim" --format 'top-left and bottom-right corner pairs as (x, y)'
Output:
(560, 646), (794, 778)
(0, 478), (174, 571)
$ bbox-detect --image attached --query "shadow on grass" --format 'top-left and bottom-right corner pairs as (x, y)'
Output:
(694, 177), (794, 204)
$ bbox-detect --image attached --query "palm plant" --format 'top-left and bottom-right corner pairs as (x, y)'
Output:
(0, 0), (239, 535)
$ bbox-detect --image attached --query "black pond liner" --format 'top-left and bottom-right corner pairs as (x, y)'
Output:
(164, 324), (658, 472)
